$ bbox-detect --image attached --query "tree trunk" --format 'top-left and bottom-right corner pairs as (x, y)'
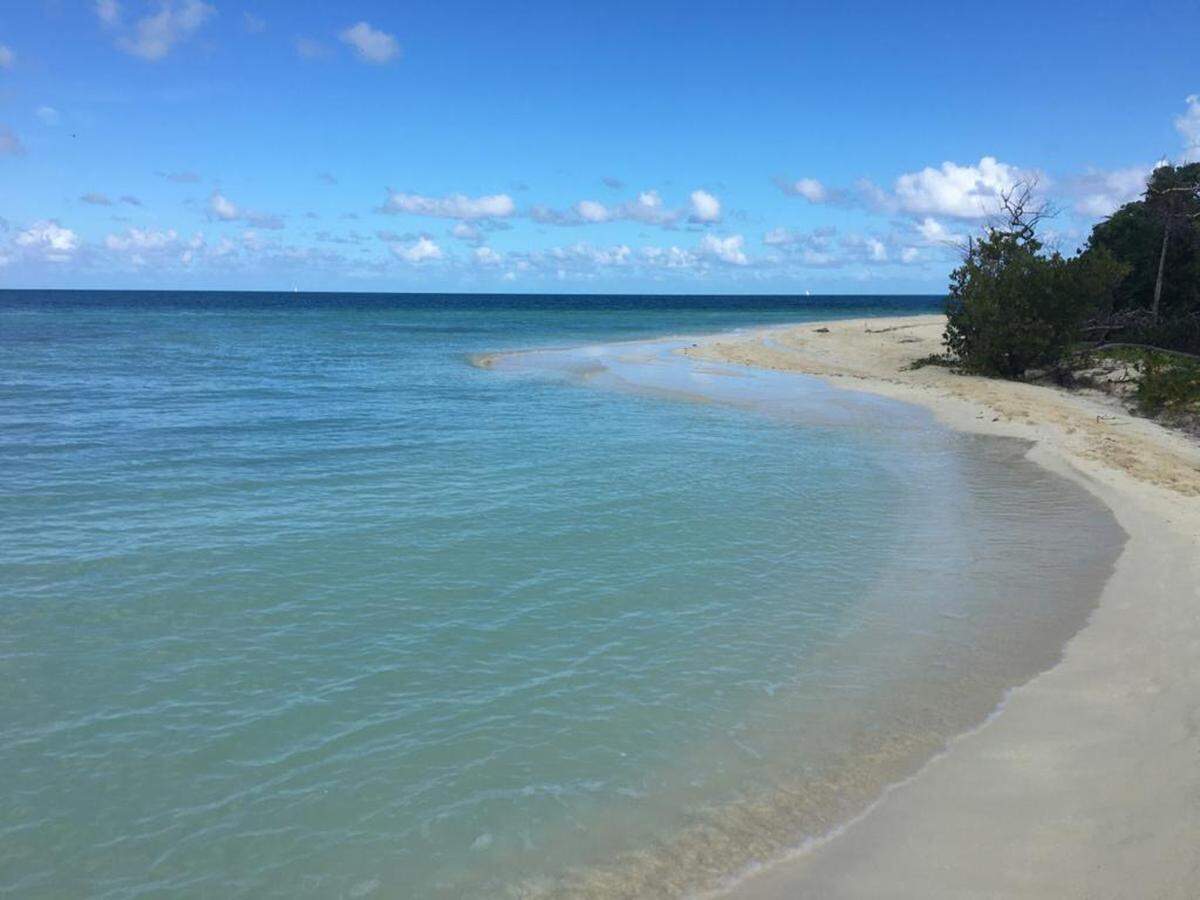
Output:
(1152, 221), (1170, 324)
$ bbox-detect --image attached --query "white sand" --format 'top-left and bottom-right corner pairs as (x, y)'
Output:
(681, 316), (1200, 899)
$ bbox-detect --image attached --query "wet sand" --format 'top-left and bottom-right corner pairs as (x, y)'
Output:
(682, 315), (1200, 899)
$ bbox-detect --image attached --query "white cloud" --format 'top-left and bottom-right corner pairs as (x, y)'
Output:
(893, 156), (1027, 219)
(585, 244), (632, 265)
(532, 189), (682, 227)
(627, 190), (673, 225)
(700, 233), (748, 265)
(914, 216), (962, 245)
(0, 45), (14, 70)
(640, 245), (696, 268)
(0, 127), (25, 156)
(15, 220), (79, 261)
(118, 0), (214, 61)
(383, 191), (515, 220)
(208, 190), (284, 229)
(105, 226), (180, 251)
(36, 106), (61, 126)
(576, 199), (610, 223)
(763, 225), (928, 269)
(95, 0), (121, 26)
(339, 21), (400, 64)
(473, 246), (502, 266)
(451, 222), (483, 243)
(776, 177), (827, 202)
(209, 190), (239, 221)
(1072, 165), (1152, 218)
(392, 236), (442, 263)
(762, 226), (840, 266)
(1177, 94), (1200, 163)
(689, 189), (721, 223)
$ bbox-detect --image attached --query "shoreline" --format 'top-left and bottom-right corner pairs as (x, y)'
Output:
(680, 315), (1200, 898)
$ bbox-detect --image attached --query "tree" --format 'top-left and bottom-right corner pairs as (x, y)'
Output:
(1144, 163), (1200, 323)
(944, 182), (1126, 377)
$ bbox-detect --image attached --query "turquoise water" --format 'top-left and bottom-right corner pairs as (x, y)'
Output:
(0, 293), (1123, 898)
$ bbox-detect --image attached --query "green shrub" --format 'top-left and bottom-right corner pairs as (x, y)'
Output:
(1136, 356), (1200, 416)
(944, 233), (1125, 378)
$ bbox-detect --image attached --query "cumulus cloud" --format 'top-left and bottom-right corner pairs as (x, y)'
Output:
(775, 176), (827, 203)
(782, 158), (1033, 221)
(392, 236), (442, 263)
(15, 220), (79, 261)
(639, 245), (697, 269)
(1071, 165), (1153, 218)
(624, 190), (675, 225)
(0, 45), (14, 70)
(508, 234), (761, 279)
(0, 127), (25, 156)
(81, 192), (114, 205)
(764, 225), (926, 268)
(531, 189), (684, 228)
(699, 233), (748, 265)
(339, 21), (400, 64)
(473, 246), (502, 266)
(105, 226), (180, 251)
(853, 235), (888, 262)
(1177, 94), (1200, 163)
(382, 191), (516, 220)
(762, 226), (841, 266)
(892, 156), (1028, 219)
(118, 0), (215, 61)
(209, 191), (238, 220)
(103, 227), (206, 267)
(450, 222), (484, 244)
(576, 199), (610, 223)
(208, 190), (284, 229)
(528, 243), (634, 269)
(689, 189), (721, 223)
(914, 217), (963, 245)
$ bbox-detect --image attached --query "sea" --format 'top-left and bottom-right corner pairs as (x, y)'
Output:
(0, 291), (1124, 898)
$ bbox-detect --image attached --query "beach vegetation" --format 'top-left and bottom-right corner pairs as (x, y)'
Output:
(1135, 353), (1200, 422)
(943, 183), (1127, 378)
(1081, 163), (1200, 353)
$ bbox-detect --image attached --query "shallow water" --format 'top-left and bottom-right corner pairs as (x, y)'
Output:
(0, 292), (1123, 898)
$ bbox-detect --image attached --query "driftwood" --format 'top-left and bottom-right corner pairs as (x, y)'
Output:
(864, 323), (928, 334)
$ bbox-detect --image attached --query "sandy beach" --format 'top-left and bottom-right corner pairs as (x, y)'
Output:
(680, 315), (1200, 898)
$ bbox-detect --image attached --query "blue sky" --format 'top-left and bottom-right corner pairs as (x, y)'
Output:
(1, 0), (1198, 293)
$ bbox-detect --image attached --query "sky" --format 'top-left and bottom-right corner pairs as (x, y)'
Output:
(0, 0), (1198, 294)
